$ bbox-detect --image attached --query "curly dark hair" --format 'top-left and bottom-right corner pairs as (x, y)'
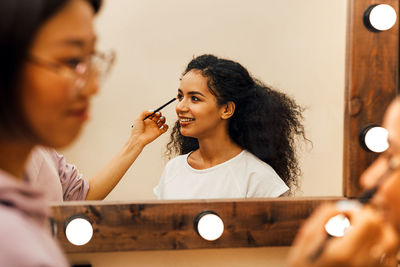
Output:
(166, 54), (306, 194)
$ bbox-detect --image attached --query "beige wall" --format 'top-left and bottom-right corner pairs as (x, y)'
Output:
(63, 0), (347, 266)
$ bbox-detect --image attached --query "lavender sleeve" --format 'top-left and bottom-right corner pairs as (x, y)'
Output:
(51, 151), (89, 201)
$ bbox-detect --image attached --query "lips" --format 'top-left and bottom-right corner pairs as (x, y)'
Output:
(67, 105), (89, 121)
(179, 116), (195, 125)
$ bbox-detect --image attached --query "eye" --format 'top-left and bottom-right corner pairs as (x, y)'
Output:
(191, 96), (200, 102)
(177, 93), (183, 101)
(63, 58), (84, 69)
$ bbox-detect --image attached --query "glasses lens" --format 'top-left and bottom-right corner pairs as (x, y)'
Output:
(90, 51), (116, 84)
(72, 51), (116, 89)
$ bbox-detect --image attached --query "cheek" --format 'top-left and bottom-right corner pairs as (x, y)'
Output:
(22, 66), (69, 110)
(379, 176), (400, 220)
(20, 67), (75, 145)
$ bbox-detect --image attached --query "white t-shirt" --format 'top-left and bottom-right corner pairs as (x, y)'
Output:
(154, 150), (289, 199)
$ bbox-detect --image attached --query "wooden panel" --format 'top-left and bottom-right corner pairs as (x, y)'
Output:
(50, 198), (341, 253)
(344, 0), (399, 196)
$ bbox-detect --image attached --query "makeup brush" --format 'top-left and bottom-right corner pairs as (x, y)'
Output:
(131, 97), (176, 128)
(143, 97), (177, 120)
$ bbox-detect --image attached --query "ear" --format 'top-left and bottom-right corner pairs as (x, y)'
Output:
(220, 102), (235, 120)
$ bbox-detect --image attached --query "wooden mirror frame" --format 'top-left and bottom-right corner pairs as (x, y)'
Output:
(50, 0), (399, 253)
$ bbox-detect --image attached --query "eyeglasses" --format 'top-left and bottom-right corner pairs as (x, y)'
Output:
(28, 51), (116, 95)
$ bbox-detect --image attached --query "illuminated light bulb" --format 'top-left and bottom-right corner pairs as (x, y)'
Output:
(65, 216), (93, 246)
(194, 211), (224, 241)
(324, 214), (351, 237)
(364, 126), (389, 153)
(359, 125), (389, 153)
(365, 4), (397, 31)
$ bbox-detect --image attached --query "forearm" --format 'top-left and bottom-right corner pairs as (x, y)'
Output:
(85, 139), (145, 200)
(85, 110), (168, 200)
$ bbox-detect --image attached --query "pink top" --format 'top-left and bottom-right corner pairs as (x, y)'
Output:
(24, 146), (89, 202)
(0, 169), (68, 266)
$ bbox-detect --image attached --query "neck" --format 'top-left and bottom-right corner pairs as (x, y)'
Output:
(193, 130), (242, 167)
(0, 138), (34, 179)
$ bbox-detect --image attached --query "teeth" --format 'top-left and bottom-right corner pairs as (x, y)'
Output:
(180, 118), (194, 122)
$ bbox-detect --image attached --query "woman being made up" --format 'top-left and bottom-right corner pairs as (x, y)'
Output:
(0, 0), (167, 265)
(154, 54), (306, 200)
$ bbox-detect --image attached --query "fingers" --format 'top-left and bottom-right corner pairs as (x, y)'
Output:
(322, 206), (398, 267)
(293, 204), (340, 246)
(155, 115), (166, 128)
(287, 204), (341, 267)
(323, 207), (381, 265)
(138, 110), (169, 134)
(137, 110), (156, 121)
(369, 220), (399, 267)
(134, 110), (166, 127)
(159, 123), (169, 134)
(289, 203), (400, 267)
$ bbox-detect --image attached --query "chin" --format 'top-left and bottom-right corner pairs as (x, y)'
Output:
(42, 127), (83, 149)
(179, 129), (191, 137)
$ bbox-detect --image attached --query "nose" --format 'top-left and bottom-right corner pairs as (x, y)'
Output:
(360, 156), (387, 189)
(176, 97), (189, 113)
(79, 71), (100, 98)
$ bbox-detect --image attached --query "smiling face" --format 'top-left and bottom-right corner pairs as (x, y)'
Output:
(361, 98), (400, 233)
(18, 0), (98, 148)
(176, 70), (231, 140)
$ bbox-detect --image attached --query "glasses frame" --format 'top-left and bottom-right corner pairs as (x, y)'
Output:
(28, 50), (116, 91)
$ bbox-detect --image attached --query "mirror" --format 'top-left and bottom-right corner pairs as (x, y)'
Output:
(51, 0), (399, 253)
(60, 0), (347, 200)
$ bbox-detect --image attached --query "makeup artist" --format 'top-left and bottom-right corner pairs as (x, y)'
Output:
(287, 97), (400, 267)
(0, 0), (169, 265)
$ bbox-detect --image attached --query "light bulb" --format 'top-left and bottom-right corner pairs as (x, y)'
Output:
(364, 126), (389, 153)
(366, 4), (397, 31)
(65, 216), (93, 246)
(324, 214), (351, 237)
(194, 211), (224, 241)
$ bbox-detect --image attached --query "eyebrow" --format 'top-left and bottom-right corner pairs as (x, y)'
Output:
(178, 89), (205, 97)
(56, 36), (97, 48)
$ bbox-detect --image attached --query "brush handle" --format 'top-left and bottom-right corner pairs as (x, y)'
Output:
(143, 97), (176, 120)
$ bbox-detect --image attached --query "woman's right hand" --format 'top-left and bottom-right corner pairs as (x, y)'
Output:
(287, 204), (399, 267)
(130, 110), (169, 148)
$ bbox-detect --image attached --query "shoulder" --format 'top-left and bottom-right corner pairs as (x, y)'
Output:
(0, 205), (68, 266)
(32, 146), (58, 158)
(241, 151), (289, 196)
(0, 206), (43, 264)
(164, 154), (189, 169)
(241, 151), (276, 173)
(28, 146), (61, 168)
(159, 154), (190, 182)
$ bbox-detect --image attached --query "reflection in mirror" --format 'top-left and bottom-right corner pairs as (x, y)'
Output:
(60, 0), (347, 201)
(154, 54), (306, 199)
